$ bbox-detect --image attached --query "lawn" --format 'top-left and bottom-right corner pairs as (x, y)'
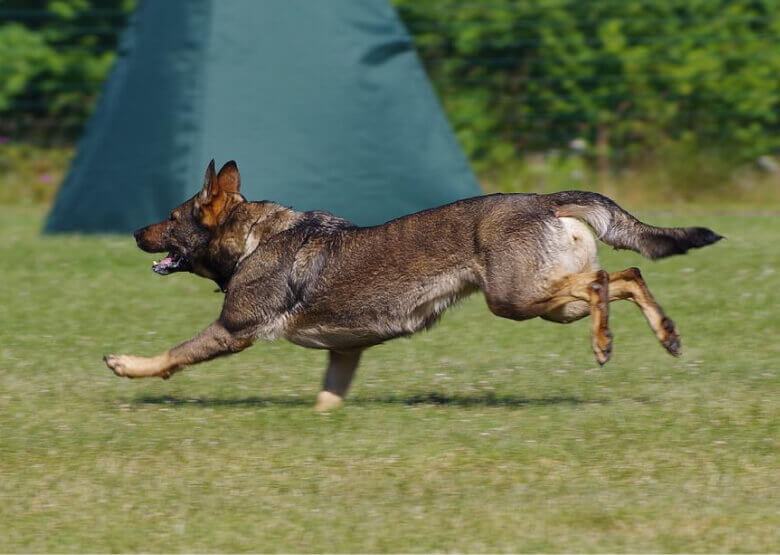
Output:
(0, 203), (777, 552)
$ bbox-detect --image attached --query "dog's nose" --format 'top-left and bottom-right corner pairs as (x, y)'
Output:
(133, 228), (142, 242)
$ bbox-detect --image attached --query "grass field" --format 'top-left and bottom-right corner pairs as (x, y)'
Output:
(0, 203), (778, 552)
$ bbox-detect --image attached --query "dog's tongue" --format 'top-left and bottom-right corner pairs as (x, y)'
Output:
(152, 256), (177, 275)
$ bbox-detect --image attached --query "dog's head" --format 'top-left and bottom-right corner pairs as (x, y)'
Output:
(133, 159), (244, 280)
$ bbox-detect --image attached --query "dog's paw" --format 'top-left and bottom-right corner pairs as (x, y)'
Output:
(592, 328), (613, 366)
(103, 354), (132, 378)
(103, 353), (174, 379)
(314, 391), (344, 412)
(660, 317), (681, 357)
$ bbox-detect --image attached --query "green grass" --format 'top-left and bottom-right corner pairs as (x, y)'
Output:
(0, 204), (778, 552)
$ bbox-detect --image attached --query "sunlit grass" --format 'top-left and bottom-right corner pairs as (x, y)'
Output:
(0, 204), (777, 552)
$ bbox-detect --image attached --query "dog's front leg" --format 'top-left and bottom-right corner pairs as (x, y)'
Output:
(104, 321), (253, 379)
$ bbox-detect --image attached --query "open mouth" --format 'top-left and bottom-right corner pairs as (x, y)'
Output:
(152, 253), (185, 275)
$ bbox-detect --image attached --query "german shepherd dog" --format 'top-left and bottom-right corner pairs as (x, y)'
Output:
(104, 160), (722, 410)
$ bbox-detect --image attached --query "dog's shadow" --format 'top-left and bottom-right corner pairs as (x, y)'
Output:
(132, 392), (616, 409)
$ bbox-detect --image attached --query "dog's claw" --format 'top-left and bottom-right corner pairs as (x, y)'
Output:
(104, 354), (119, 375)
(660, 317), (682, 357)
(592, 328), (613, 366)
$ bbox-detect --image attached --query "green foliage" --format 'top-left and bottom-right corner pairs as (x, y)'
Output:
(0, 0), (134, 139)
(1, 0), (779, 173)
(394, 0), (780, 167)
(0, 24), (51, 111)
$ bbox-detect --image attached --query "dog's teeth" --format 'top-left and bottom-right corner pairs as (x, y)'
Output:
(152, 260), (158, 265)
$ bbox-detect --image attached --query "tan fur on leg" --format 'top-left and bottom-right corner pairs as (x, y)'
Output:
(103, 352), (177, 379)
(538, 270), (613, 364)
(588, 270), (613, 365)
(608, 267), (680, 356)
(315, 391), (345, 412)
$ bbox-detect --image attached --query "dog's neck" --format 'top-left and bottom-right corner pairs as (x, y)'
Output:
(205, 201), (304, 291)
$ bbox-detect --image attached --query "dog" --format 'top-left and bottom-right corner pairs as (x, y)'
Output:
(104, 160), (722, 410)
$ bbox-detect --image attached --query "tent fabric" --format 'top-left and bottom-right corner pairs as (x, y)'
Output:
(45, 0), (480, 233)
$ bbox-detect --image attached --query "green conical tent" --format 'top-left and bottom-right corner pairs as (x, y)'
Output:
(45, 0), (479, 233)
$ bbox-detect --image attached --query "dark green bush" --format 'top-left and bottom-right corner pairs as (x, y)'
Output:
(0, 0), (134, 141)
(394, 0), (780, 168)
(1, 0), (778, 178)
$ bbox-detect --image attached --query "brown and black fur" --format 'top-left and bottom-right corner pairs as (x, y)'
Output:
(104, 160), (723, 410)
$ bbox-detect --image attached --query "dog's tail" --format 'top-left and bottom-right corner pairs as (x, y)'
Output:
(548, 191), (723, 260)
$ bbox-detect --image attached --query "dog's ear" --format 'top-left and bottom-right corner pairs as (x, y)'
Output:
(198, 159), (242, 228)
(199, 160), (241, 204)
(199, 159), (218, 204)
(216, 160), (241, 194)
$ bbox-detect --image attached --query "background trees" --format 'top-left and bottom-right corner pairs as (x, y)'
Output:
(396, 0), (780, 169)
(1, 0), (779, 185)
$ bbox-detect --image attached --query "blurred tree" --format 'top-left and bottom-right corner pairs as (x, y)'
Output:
(0, 0), (135, 141)
(394, 0), (780, 167)
(1, 0), (779, 168)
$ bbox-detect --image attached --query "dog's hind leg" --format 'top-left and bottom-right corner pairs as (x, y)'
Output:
(607, 267), (681, 356)
(537, 270), (613, 365)
(315, 349), (363, 411)
(588, 271), (612, 365)
(538, 268), (681, 360)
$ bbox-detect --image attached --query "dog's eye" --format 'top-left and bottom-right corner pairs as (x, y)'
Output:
(169, 213), (177, 221)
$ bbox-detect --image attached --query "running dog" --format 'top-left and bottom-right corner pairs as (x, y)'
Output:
(104, 160), (722, 410)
